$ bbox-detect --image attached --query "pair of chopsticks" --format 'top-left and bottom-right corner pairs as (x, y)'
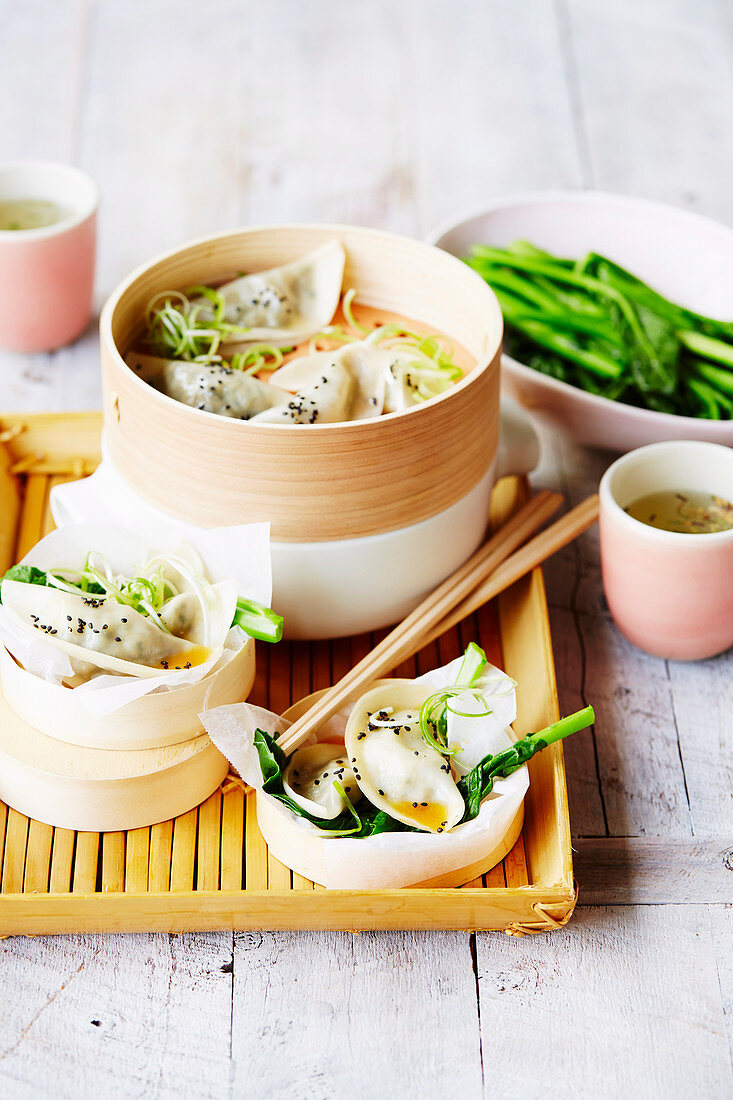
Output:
(277, 490), (599, 755)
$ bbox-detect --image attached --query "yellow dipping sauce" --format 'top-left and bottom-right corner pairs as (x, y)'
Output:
(625, 490), (733, 534)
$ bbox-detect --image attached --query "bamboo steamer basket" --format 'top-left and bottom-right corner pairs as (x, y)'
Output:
(100, 224), (503, 543)
(253, 683), (525, 890)
(0, 684), (229, 833)
(0, 637), (255, 751)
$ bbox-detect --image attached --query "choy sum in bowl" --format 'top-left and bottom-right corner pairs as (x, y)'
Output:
(432, 190), (733, 449)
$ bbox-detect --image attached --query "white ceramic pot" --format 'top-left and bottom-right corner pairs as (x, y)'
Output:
(50, 399), (537, 639)
(269, 397), (537, 637)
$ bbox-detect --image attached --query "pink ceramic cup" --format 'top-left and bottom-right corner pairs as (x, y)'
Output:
(600, 441), (733, 660)
(0, 161), (98, 352)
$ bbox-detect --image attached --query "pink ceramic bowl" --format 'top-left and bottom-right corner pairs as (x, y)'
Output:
(0, 161), (98, 352)
(600, 441), (733, 660)
(430, 191), (733, 451)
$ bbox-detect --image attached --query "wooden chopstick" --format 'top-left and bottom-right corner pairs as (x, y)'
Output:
(277, 489), (563, 755)
(418, 493), (599, 650)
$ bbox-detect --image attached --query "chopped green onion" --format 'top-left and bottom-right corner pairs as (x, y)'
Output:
(231, 597), (284, 643)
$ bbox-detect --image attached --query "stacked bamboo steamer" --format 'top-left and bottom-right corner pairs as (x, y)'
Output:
(0, 637), (255, 833)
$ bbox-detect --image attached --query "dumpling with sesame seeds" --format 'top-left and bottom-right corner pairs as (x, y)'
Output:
(266, 342), (387, 421)
(250, 357), (357, 425)
(126, 353), (290, 420)
(283, 743), (361, 820)
(193, 240), (346, 349)
(0, 578), (204, 678)
(344, 680), (465, 833)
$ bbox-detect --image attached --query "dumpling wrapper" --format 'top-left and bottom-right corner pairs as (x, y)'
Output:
(200, 659), (528, 890)
(267, 343), (387, 420)
(251, 358), (355, 425)
(418, 657), (517, 775)
(344, 682), (464, 833)
(0, 524), (256, 717)
(0, 578), (212, 679)
(126, 354), (289, 420)
(194, 240), (345, 348)
(265, 338), (457, 419)
(283, 743), (361, 820)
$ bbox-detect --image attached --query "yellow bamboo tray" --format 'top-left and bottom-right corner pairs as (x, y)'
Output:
(0, 412), (576, 935)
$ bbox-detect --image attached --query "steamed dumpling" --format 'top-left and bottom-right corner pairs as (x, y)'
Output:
(267, 339), (442, 419)
(0, 579), (205, 677)
(251, 358), (355, 424)
(344, 681), (465, 833)
(268, 343), (386, 420)
(382, 346), (442, 412)
(195, 240), (345, 347)
(283, 743), (361, 820)
(127, 354), (289, 419)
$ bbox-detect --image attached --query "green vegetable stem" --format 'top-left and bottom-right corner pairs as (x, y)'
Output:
(465, 240), (733, 420)
(457, 706), (595, 822)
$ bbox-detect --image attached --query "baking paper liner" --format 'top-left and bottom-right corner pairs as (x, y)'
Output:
(201, 658), (529, 889)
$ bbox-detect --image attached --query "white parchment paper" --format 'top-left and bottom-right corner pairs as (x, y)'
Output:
(201, 659), (529, 889)
(0, 521), (271, 716)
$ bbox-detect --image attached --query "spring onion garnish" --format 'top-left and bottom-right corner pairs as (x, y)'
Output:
(419, 642), (491, 754)
(342, 288), (371, 334)
(231, 597), (284, 644)
(230, 344), (291, 375)
(144, 287), (254, 366)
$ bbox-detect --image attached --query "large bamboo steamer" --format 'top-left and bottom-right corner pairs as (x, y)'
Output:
(100, 225), (502, 542)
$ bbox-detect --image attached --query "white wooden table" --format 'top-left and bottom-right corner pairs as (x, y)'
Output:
(1, 2), (731, 1096)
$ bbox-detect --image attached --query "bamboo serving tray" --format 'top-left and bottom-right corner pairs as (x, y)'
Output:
(0, 412), (576, 936)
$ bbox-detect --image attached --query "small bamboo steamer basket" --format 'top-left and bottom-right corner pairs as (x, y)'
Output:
(0, 637), (255, 751)
(101, 226), (502, 542)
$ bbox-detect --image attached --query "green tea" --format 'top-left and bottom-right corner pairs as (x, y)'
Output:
(0, 199), (70, 231)
(625, 490), (733, 534)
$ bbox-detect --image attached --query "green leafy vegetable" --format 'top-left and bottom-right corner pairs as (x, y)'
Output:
(232, 598), (283, 643)
(252, 729), (411, 838)
(465, 241), (733, 420)
(457, 706), (595, 822)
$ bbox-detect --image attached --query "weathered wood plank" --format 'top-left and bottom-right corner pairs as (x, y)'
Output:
(574, 837), (733, 904)
(0, 932), (233, 1098)
(476, 904), (732, 1099)
(230, 931), (483, 1099)
(242, 0), (417, 233)
(667, 657), (733, 836)
(565, 0), (733, 222)
(414, 0), (583, 234)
